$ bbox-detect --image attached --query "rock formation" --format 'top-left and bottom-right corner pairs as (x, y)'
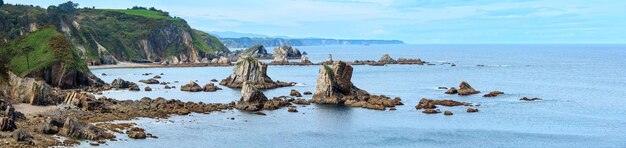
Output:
(414, 98), (469, 110)
(344, 95), (403, 110)
(483, 91), (504, 97)
(110, 78), (131, 89)
(311, 61), (369, 104)
(378, 54), (397, 64)
(273, 46), (302, 59)
(220, 56), (294, 89)
(520, 97), (542, 101)
(290, 89), (302, 97)
(301, 55), (312, 64)
(396, 58), (424, 64)
(235, 82), (268, 111)
(180, 81), (203, 92)
(242, 45), (271, 59)
(445, 87), (458, 94)
(203, 83), (221, 92)
(457, 81), (480, 96)
(139, 78), (159, 84)
(8, 72), (63, 105)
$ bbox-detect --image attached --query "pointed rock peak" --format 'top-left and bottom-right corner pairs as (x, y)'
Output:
(379, 54), (396, 64)
(235, 81), (268, 111)
(221, 56), (294, 89)
(312, 61), (366, 104)
(458, 81), (480, 96)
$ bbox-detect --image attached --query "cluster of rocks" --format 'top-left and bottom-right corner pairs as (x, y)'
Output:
(270, 46), (303, 64)
(220, 56), (295, 89)
(445, 81), (481, 96)
(235, 82), (296, 111)
(415, 98), (475, 115)
(179, 81), (222, 92)
(309, 61), (403, 110)
(349, 54), (425, 66)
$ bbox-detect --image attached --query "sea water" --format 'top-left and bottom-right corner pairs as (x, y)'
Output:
(88, 44), (626, 148)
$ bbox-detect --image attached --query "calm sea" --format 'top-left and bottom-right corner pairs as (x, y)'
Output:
(89, 44), (626, 148)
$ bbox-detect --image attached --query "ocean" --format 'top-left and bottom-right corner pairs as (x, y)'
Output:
(89, 44), (626, 147)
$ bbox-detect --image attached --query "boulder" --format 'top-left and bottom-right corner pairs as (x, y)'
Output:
(467, 108), (479, 112)
(126, 127), (147, 139)
(139, 78), (160, 84)
(203, 83), (221, 92)
(445, 87), (458, 94)
(292, 99), (310, 105)
(217, 56), (230, 65)
(422, 109), (441, 114)
(129, 83), (140, 91)
(483, 91), (504, 97)
(13, 129), (34, 145)
(210, 79), (218, 82)
(144, 86), (152, 91)
(290, 89), (302, 97)
(0, 117), (16, 131)
(181, 81), (203, 92)
(59, 117), (115, 140)
(287, 106), (298, 112)
(444, 110), (453, 115)
(110, 78), (131, 89)
(220, 56), (294, 89)
(164, 85), (171, 89)
(311, 61), (369, 104)
(378, 54), (397, 64)
(153, 75), (161, 79)
(303, 91), (312, 95)
(457, 81), (480, 96)
(235, 82), (268, 111)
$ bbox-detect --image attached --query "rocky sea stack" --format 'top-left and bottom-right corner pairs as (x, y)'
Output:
(220, 56), (294, 89)
(457, 81), (480, 96)
(312, 61), (368, 104)
(235, 82), (269, 111)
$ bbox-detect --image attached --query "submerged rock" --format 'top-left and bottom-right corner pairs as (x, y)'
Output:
(139, 78), (160, 84)
(520, 97), (543, 101)
(422, 109), (441, 114)
(445, 87), (458, 94)
(220, 56), (294, 89)
(292, 99), (310, 105)
(203, 83), (222, 92)
(235, 82), (268, 111)
(483, 91), (504, 97)
(415, 98), (469, 110)
(457, 81), (480, 96)
(444, 110), (453, 115)
(467, 108), (479, 112)
(144, 86), (152, 91)
(303, 91), (312, 95)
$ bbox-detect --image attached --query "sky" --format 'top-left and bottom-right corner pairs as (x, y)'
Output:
(7, 0), (626, 44)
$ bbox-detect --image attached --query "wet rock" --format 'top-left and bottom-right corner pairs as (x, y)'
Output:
(111, 78), (131, 89)
(438, 87), (448, 90)
(483, 91), (504, 97)
(253, 111), (267, 116)
(153, 75), (161, 79)
(422, 109), (441, 114)
(389, 107), (397, 110)
(467, 108), (479, 112)
(180, 81), (203, 92)
(415, 98), (468, 110)
(144, 86), (152, 91)
(210, 79), (218, 82)
(290, 89), (302, 97)
(221, 56), (294, 89)
(126, 127), (147, 139)
(303, 91), (312, 95)
(129, 83), (140, 91)
(520, 97), (543, 101)
(164, 85), (171, 89)
(457, 81), (480, 96)
(235, 82), (268, 111)
(445, 87), (458, 94)
(288, 106), (298, 112)
(378, 54), (397, 64)
(444, 110), (453, 115)
(203, 83), (222, 92)
(139, 78), (160, 84)
(292, 99), (310, 105)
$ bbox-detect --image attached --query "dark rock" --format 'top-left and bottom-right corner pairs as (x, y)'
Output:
(153, 75), (161, 79)
(144, 86), (152, 91)
(292, 99), (310, 105)
(520, 97), (543, 101)
(139, 78), (160, 84)
(253, 111), (266, 116)
(303, 91), (312, 95)
(203, 83), (221, 92)
(129, 83), (140, 91)
(415, 98), (468, 110)
(445, 87), (458, 94)
(438, 87), (448, 90)
(235, 82), (268, 111)
(164, 85), (171, 89)
(483, 91), (504, 97)
(210, 79), (218, 82)
(59, 117), (115, 140)
(467, 108), (479, 112)
(13, 129), (34, 145)
(111, 78), (131, 89)
(180, 81), (203, 92)
(288, 106), (298, 112)
(126, 127), (147, 139)
(444, 110), (453, 115)
(290, 89), (302, 97)
(422, 109), (441, 114)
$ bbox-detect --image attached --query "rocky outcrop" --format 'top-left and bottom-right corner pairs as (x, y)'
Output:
(292, 99), (310, 105)
(378, 54), (396, 64)
(344, 95), (403, 110)
(396, 58), (424, 65)
(457, 81), (480, 96)
(287, 106), (298, 112)
(126, 127), (147, 139)
(1, 97), (17, 131)
(273, 46), (302, 59)
(301, 55), (312, 64)
(483, 91), (504, 97)
(467, 108), (479, 112)
(63, 91), (104, 111)
(235, 82), (268, 111)
(180, 81), (203, 92)
(311, 61), (369, 104)
(59, 117), (114, 140)
(139, 78), (160, 84)
(24, 62), (105, 89)
(242, 45), (272, 59)
(8, 72), (64, 105)
(445, 87), (458, 94)
(290, 89), (302, 97)
(129, 83), (140, 91)
(220, 56), (294, 89)
(203, 83), (221, 92)
(414, 98), (469, 110)
(520, 97), (542, 101)
(444, 110), (453, 115)
(110, 78), (131, 89)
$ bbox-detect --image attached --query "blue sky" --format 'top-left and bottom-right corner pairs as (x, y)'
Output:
(7, 0), (626, 44)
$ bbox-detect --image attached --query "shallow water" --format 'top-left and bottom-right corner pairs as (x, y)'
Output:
(89, 44), (626, 148)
